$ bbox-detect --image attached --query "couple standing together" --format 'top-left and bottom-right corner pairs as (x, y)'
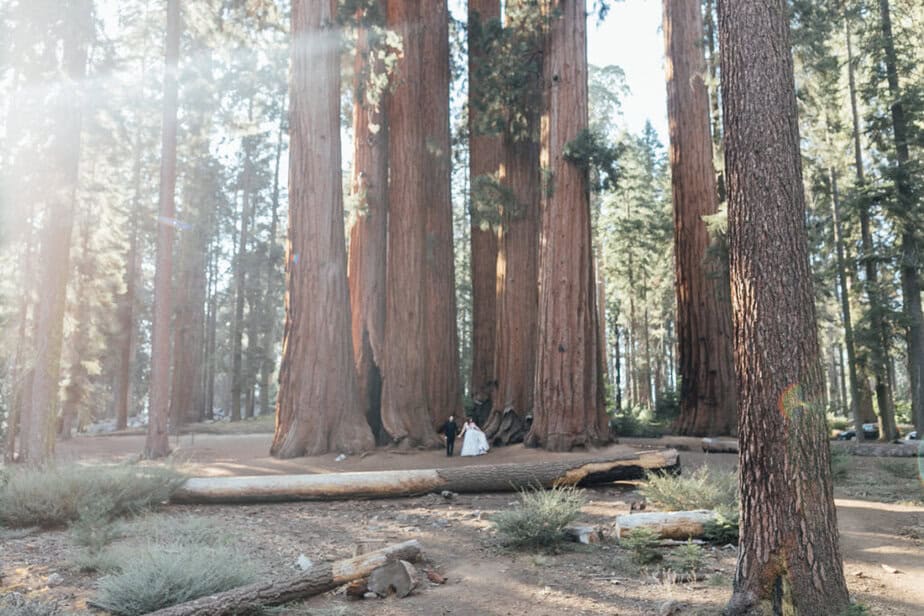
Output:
(440, 415), (489, 457)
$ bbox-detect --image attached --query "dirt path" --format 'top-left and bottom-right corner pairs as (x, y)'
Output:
(28, 434), (922, 614)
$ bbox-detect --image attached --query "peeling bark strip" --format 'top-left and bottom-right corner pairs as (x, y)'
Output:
(171, 450), (679, 504)
(716, 0), (850, 613)
(143, 540), (422, 616)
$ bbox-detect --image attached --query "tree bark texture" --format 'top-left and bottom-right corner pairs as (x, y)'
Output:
(270, 0), (375, 458)
(348, 4), (389, 444)
(878, 0), (924, 436)
(142, 541), (422, 616)
(527, 0), (609, 452)
(115, 158), (141, 431)
(21, 0), (91, 464)
(468, 0), (501, 410)
(230, 136), (253, 424)
(717, 0), (850, 613)
(172, 449), (679, 503)
(663, 0), (737, 437)
(60, 209), (94, 439)
(146, 0), (180, 459)
(488, 133), (539, 441)
(381, 0), (440, 447)
(421, 0), (462, 429)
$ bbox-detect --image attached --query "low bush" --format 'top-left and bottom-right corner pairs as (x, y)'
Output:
(493, 485), (585, 550)
(0, 595), (63, 616)
(93, 544), (257, 616)
(620, 527), (662, 565)
(703, 511), (739, 545)
(640, 466), (738, 516)
(0, 465), (183, 528)
(610, 407), (664, 438)
(669, 540), (705, 578)
(830, 447), (850, 482)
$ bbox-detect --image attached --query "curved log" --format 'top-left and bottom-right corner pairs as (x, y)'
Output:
(143, 540), (422, 616)
(171, 449), (680, 504)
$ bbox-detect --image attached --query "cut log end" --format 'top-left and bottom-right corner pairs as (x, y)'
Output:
(367, 560), (419, 598)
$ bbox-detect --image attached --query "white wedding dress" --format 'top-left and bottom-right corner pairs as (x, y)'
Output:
(460, 425), (489, 456)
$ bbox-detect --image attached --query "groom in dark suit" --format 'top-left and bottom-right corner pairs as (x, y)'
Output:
(441, 415), (459, 457)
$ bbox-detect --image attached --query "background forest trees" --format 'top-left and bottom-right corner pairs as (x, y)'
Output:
(1, 0), (923, 462)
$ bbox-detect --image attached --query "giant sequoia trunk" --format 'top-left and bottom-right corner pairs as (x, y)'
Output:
(468, 0), (501, 413)
(878, 0), (924, 436)
(145, 0), (180, 459)
(421, 0), (462, 429)
(21, 0), (91, 464)
(380, 0), (440, 447)
(526, 0), (609, 451)
(270, 0), (375, 458)
(717, 0), (850, 612)
(348, 2), (388, 443)
(663, 0), (736, 437)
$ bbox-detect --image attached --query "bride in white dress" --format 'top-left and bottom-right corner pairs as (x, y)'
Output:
(459, 419), (489, 456)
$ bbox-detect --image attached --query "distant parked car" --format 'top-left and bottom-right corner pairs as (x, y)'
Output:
(903, 430), (919, 442)
(837, 423), (880, 441)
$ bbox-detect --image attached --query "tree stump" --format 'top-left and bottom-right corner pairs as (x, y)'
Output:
(367, 560), (418, 598)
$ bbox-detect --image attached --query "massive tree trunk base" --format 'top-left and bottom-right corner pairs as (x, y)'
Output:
(726, 563), (850, 616)
(141, 540), (422, 616)
(172, 449), (679, 504)
(483, 407), (527, 446)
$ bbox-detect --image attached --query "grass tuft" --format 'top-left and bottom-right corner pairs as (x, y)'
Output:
(641, 466), (738, 516)
(93, 544), (258, 616)
(0, 465), (183, 528)
(493, 485), (585, 550)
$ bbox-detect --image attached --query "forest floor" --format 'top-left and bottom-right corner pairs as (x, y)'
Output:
(2, 431), (923, 615)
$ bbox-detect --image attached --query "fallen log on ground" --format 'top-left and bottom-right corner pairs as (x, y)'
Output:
(701, 438), (738, 453)
(616, 510), (717, 540)
(143, 540), (422, 616)
(833, 442), (922, 457)
(171, 449), (680, 504)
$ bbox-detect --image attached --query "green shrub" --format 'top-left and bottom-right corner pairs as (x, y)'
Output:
(93, 544), (258, 616)
(125, 514), (231, 547)
(610, 406), (664, 438)
(669, 540), (705, 578)
(71, 498), (123, 553)
(830, 447), (850, 482)
(703, 511), (739, 545)
(0, 465), (183, 528)
(827, 415), (851, 433)
(493, 485), (585, 549)
(620, 527), (662, 565)
(0, 595), (63, 616)
(641, 466), (738, 516)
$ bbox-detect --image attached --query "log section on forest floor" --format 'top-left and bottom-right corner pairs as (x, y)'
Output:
(701, 438), (738, 453)
(142, 540), (422, 616)
(171, 449), (680, 504)
(833, 442), (923, 457)
(616, 510), (717, 540)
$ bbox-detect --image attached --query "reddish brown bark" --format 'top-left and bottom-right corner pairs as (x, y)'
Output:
(271, 0), (374, 458)
(21, 0), (91, 464)
(526, 0), (608, 451)
(717, 0), (850, 612)
(380, 0), (440, 447)
(663, 0), (736, 436)
(145, 0), (180, 459)
(422, 0), (462, 429)
(468, 0), (501, 411)
(348, 3), (389, 443)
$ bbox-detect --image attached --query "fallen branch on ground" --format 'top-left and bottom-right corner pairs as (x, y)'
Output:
(171, 449), (680, 504)
(141, 540), (422, 616)
(616, 510), (717, 540)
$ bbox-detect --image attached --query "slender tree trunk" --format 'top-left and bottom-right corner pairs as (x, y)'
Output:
(204, 244), (218, 420)
(260, 100), (285, 417)
(381, 0), (440, 447)
(613, 318), (622, 413)
(845, 16), (893, 437)
(271, 0), (375, 458)
(421, 0), (462, 429)
(717, 0), (850, 612)
(878, 0), (924, 436)
(230, 138), (253, 423)
(468, 0), (501, 411)
(61, 205), (94, 440)
(830, 169), (864, 434)
(664, 0), (737, 436)
(348, 3), (388, 442)
(702, 0), (724, 202)
(115, 154), (141, 431)
(22, 0), (91, 464)
(641, 306), (653, 408)
(145, 0), (180, 459)
(526, 0), (608, 451)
